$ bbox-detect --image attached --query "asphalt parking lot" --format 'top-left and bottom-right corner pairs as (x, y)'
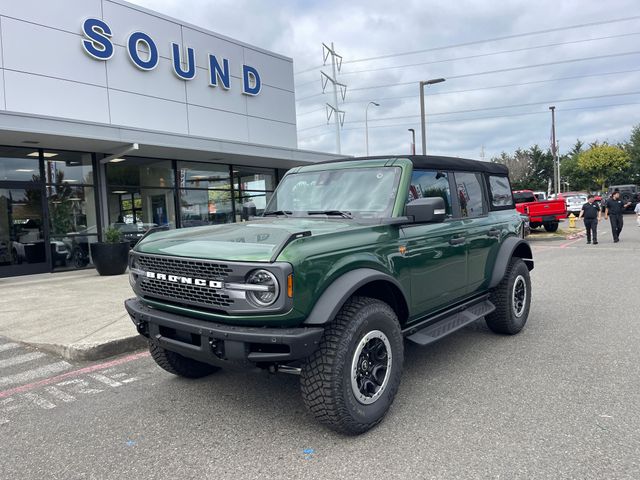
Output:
(1, 219), (639, 480)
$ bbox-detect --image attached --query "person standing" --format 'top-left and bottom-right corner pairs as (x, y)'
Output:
(578, 194), (601, 244)
(635, 201), (640, 227)
(605, 190), (632, 243)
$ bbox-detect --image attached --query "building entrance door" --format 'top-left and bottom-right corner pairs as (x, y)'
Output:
(0, 182), (51, 277)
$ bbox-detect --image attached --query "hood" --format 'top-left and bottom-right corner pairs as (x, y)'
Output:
(134, 218), (361, 262)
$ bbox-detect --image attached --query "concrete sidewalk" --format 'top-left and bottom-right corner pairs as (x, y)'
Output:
(0, 269), (144, 361)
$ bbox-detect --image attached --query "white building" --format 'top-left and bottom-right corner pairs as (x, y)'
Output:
(0, 0), (340, 277)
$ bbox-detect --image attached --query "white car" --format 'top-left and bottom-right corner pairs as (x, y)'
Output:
(565, 194), (587, 216)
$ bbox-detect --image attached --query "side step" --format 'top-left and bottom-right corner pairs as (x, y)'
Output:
(405, 299), (495, 346)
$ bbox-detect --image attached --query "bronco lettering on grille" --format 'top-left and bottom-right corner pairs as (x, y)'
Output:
(145, 271), (223, 289)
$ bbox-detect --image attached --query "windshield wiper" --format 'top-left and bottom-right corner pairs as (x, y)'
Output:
(263, 210), (292, 217)
(307, 210), (353, 219)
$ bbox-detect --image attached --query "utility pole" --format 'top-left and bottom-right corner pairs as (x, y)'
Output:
(321, 43), (346, 154)
(549, 106), (558, 195)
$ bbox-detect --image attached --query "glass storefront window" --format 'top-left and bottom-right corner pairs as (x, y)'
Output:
(106, 157), (174, 188)
(0, 147), (41, 182)
(108, 187), (176, 230)
(177, 162), (230, 190)
(233, 167), (275, 192)
(235, 191), (272, 221)
(179, 189), (233, 226)
(48, 186), (98, 236)
(0, 187), (47, 267)
(45, 151), (93, 185)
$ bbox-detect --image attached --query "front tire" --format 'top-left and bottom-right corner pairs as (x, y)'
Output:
(486, 258), (531, 334)
(300, 296), (404, 435)
(149, 342), (220, 378)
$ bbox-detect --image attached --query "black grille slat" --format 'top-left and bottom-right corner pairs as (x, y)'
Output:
(135, 254), (235, 309)
(136, 255), (232, 279)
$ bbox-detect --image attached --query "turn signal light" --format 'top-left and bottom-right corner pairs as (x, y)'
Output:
(287, 274), (293, 298)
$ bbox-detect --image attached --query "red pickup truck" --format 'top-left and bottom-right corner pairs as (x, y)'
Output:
(513, 190), (567, 232)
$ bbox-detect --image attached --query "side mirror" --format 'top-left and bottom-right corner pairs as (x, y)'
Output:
(406, 197), (447, 224)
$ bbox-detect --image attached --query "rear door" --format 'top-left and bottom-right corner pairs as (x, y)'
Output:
(400, 169), (467, 315)
(452, 171), (494, 295)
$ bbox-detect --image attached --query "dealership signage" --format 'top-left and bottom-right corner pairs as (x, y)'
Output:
(81, 18), (261, 95)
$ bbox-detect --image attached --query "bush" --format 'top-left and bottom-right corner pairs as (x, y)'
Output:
(104, 226), (123, 243)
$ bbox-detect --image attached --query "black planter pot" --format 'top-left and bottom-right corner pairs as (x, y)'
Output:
(90, 241), (130, 276)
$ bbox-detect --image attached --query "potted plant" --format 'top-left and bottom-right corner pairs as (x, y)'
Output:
(90, 226), (130, 275)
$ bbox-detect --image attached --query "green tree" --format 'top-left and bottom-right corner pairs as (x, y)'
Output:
(577, 145), (631, 191)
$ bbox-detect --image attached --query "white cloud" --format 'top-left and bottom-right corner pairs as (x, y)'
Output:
(128, 0), (640, 159)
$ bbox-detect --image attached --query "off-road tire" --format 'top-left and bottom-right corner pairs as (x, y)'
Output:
(543, 222), (558, 232)
(486, 258), (531, 334)
(149, 342), (220, 378)
(300, 296), (403, 435)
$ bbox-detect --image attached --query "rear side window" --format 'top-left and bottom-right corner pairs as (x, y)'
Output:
(454, 172), (487, 218)
(489, 175), (515, 209)
(409, 170), (452, 216)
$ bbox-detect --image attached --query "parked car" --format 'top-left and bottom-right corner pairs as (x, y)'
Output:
(513, 189), (567, 232)
(563, 193), (588, 217)
(607, 185), (640, 212)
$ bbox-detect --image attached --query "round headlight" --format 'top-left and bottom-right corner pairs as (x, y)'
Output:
(246, 269), (279, 307)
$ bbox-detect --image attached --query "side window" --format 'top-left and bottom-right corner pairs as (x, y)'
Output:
(408, 170), (452, 216)
(454, 172), (487, 218)
(488, 175), (514, 208)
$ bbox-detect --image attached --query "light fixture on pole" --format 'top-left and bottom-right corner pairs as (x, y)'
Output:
(365, 101), (380, 156)
(408, 129), (416, 155)
(419, 78), (445, 155)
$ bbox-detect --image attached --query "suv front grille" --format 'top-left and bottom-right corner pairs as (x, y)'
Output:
(135, 254), (235, 310)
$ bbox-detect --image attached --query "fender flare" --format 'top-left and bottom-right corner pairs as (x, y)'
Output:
(303, 268), (408, 326)
(489, 236), (534, 289)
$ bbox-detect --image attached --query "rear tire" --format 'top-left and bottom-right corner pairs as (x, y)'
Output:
(300, 296), (403, 435)
(149, 342), (220, 378)
(486, 258), (531, 335)
(543, 222), (558, 232)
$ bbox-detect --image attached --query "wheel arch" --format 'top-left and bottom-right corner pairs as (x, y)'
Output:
(303, 268), (409, 327)
(489, 236), (534, 289)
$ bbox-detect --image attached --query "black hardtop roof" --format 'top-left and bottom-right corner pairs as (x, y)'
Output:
(317, 155), (509, 175)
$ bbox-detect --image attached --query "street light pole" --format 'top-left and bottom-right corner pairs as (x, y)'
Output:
(420, 78), (446, 155)
(408, 128), (416, 155)
(549, 106), (558, 195)
(365, 101), (379, 156)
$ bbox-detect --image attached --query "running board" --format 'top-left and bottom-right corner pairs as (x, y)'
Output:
(405, 299), (495, 346)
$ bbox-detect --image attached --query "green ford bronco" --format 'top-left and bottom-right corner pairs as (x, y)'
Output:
(125, 155), (533, 434)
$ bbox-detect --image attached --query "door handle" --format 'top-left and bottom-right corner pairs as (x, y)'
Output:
(488, 228), (501, 237)
(449, 237), (466, 246)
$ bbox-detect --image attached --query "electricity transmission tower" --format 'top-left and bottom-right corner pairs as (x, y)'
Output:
(321, 43), (346, 154)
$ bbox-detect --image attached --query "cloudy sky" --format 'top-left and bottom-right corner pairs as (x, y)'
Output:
(129, 0), (640, 160)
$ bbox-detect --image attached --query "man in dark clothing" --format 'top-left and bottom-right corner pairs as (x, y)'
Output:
(605, 190), (632, 242)
(578, 194), (601, 244)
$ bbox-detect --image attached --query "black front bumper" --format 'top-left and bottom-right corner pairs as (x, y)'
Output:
(125, 298), (323, 367)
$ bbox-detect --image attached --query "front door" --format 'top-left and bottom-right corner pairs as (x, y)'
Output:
(0, 182), (51, 277)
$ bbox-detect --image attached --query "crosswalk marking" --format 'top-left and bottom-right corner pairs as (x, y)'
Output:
(44, 386), (76, 403)
(0, 343), (20, 353)
(24, 393), (56, 410)
(0, 361), (71, 388)
(0, 352), (46, 370)
(89, 373), (122, 387)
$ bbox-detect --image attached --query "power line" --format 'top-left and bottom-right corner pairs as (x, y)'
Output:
(294, 30), (640, 90)
(296, 68), (640, 114)
(297, 91), (640, 132)
(338, 31), (640, 77)
(296, 49), (640, 101)
(297, 101), (640, 141)
(293, 14), (640, 75)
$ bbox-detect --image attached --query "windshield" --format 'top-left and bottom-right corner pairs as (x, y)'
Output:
(513, 192), (536, 204)
(566, 196), (587, 203)
(265, 166), (401, 219)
